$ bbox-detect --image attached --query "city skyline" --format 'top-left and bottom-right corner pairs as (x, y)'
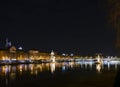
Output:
(0, 0), (117, 56)
(0, 1), (120, 87)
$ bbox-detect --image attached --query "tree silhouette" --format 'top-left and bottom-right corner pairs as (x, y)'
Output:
(108, 0), (120, 56)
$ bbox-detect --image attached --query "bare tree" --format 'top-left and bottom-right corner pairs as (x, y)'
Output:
(108, 0), (120, 56)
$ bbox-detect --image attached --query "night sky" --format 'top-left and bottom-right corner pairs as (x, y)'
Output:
(0, 0), (116, 55)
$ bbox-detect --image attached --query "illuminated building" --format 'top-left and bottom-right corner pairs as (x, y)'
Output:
(18, 46), (23, 50)
(9, 46), (17, 53)
(50, 50), (56, 62)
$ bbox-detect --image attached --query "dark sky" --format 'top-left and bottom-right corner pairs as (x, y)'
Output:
(0, 0), (116, 55)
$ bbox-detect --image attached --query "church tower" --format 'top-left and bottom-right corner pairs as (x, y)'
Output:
(50, 50), (56, 62)
(5, 38), (12, 49)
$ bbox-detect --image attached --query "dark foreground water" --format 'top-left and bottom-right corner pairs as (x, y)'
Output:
(0, 61), (120, 87)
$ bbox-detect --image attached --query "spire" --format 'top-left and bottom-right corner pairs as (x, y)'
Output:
(5, 38), (12, 49)
(5, 38), (9, 48)
(51, 50), (54, 56)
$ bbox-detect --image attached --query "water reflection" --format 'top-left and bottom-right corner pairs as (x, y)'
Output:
(96, 64), (101, 73)
(0, 62), (120, 76)
(108, 62), (110, 70)
(115, 63), (118, 70)
(50, 63), (55, 74)
(0, 61), (120, 86)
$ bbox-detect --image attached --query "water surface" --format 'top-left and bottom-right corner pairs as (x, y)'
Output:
(0, 61), (120, 87)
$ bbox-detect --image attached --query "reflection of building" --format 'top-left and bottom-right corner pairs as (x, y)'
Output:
(50, 63), (55, 73)
(96, 64), (101, 73)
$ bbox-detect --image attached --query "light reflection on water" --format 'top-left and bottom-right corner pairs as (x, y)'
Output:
(0, 61), (120, 76)
(0, 61), (120, 86)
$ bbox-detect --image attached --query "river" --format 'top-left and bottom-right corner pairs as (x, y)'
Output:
(0, 61), (120, 87)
